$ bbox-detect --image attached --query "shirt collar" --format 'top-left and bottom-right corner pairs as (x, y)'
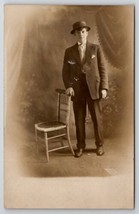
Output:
(77, 41), (87, 47)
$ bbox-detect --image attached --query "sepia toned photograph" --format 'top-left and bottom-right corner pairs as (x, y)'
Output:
(4, 4), (134, 209)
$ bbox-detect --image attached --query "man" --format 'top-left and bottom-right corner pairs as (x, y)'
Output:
(62, 21), (108, 158)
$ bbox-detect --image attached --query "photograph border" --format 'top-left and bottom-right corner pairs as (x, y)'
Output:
(0, 0), (138, 213)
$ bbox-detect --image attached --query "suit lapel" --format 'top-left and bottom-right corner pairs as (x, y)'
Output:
(72, 43), (82, 65)
(84, 42), (93, 63)
(71, 42), (94, 65)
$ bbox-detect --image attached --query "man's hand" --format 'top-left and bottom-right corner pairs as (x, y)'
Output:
(65, 87), (75, 96)
(101, 89), (107, 99)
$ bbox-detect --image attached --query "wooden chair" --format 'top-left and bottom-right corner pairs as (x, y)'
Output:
(35, 89), (75, 162)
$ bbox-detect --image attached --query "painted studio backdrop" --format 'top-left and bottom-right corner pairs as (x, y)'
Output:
(5, 5), (133, 139)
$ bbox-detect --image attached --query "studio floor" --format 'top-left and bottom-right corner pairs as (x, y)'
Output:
(4, 129), (134, 209)
(21, 137), (133, 178)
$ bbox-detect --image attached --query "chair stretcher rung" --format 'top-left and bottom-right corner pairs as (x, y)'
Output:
(48, 133), (66, 140)
(48, 145), (69, 152)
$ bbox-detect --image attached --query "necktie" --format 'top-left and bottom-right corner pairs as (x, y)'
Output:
(78, 44), (85, 63)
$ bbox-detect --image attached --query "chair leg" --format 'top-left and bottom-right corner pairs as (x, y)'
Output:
(35, 127), (38, 153)
(66, 126), (75, 156)
(44, 132), (49, 162)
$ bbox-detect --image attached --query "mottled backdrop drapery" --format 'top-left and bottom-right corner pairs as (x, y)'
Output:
(95, 6), (133, 69)
(5, 5), (134, 138)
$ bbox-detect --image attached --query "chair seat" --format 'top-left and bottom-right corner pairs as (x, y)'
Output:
(35, 121), (66, 132)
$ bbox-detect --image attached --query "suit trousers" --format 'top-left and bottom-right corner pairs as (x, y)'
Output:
(73, 73), (104, 150)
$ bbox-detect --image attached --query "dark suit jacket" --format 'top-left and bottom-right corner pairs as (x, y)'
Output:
(62, 42), (108, 100)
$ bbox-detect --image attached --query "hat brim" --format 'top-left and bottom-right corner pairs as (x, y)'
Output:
(70, 26), (90, 34)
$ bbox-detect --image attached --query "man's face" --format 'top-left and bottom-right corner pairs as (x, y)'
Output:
(74, 28), (88, 44)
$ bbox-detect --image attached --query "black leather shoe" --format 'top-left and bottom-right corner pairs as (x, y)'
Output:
(75, 149), (84, 158)
(96, 146), (104, 156)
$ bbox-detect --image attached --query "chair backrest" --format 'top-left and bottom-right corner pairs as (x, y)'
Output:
(55, 89), (71, 125)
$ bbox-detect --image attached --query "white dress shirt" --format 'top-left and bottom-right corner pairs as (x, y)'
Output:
(78, 42), (86, 62)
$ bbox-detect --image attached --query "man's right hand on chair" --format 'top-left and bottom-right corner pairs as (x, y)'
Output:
(65, 87), (75, 96)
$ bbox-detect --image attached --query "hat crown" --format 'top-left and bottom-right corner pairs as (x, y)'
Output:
(71, 21), (90, 34)
(73, 21), (87, 29)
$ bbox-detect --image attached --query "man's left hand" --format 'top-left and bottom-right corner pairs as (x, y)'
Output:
(101, 89), (107, 99)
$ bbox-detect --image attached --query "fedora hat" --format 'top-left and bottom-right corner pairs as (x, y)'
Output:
(70, 21), (91, 34)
